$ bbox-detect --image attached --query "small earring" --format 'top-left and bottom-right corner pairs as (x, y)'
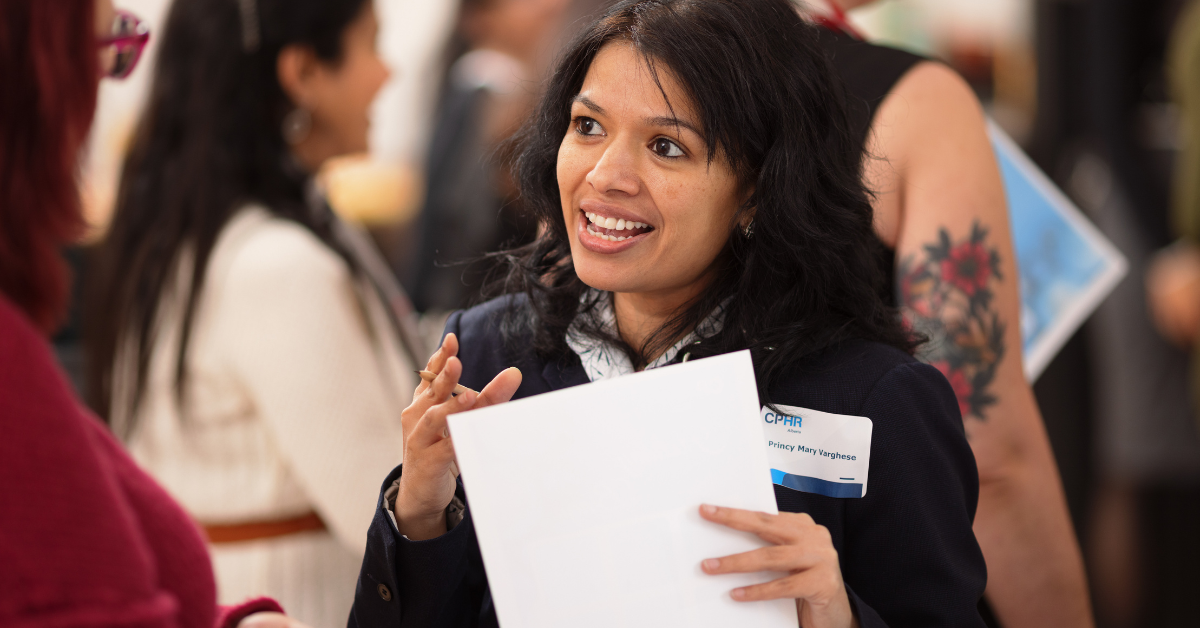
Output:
(282, 107), (312, 146)
(741, 219), (755, 238)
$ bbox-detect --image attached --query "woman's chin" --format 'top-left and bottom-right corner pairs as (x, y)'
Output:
(573, 267), (641, 296)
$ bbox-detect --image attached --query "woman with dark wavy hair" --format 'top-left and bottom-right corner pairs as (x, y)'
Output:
(350, 0), (986, 626)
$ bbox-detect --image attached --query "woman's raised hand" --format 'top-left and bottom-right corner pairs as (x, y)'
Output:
(699, 505), (858, 628)
(395, 333), (522, 540)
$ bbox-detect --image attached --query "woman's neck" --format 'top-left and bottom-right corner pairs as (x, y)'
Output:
(290, 134), (340, 175)
(611, 281), (708, 364)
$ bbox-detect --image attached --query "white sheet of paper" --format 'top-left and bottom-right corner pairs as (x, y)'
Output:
(448, 350), (798, 628)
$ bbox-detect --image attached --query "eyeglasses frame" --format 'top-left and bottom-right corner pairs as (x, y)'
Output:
(97, 10), (150, 79)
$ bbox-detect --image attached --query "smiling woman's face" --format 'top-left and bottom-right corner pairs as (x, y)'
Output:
(557, 43), (745, 301)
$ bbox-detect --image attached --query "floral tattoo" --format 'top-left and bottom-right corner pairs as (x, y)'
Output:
(898, 221), (1005, 420)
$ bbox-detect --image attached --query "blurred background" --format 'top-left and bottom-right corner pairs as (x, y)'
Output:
(63, 1), (1200, 626)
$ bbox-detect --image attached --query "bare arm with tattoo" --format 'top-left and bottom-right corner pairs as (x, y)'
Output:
(868, 61), (1094, 627)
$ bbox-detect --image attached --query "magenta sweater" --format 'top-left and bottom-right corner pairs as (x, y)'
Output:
(0, 295), (282, 628)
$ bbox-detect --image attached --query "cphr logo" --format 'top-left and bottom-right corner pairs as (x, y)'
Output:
(764, 412), (802, 428)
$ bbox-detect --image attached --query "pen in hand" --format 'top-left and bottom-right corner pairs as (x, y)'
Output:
(416, 370), (478, 397)
(416, 369), (473, 477)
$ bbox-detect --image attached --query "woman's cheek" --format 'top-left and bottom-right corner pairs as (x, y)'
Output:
(557, 143), (590, 188)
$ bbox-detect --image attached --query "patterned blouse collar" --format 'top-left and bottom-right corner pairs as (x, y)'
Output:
(565, 289), (727, 383)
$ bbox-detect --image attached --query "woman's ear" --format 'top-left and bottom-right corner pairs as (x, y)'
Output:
(276, 44), (321, 108)
(738, 209), (756, 233)
(738, 185), (757, 231)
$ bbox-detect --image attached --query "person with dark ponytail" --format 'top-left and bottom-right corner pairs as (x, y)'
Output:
(350, 1), (986, 626)
(87, 0), (422, 624)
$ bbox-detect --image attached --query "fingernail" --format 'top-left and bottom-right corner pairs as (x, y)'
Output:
(702, 558), (719, 571)
(457, 392), (473, 406)
(701, 504), (717, 515)
(731, 588), (746, 600)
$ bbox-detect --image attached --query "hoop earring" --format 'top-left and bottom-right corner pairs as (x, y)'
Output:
(282, 108), (312, 146)
(741, 219), (755, 239)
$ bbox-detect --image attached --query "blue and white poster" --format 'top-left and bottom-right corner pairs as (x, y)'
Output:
(989, 121), (1127, 381)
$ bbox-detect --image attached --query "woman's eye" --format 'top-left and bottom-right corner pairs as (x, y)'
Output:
(575, 117), (604, 136)
(652, 137), (685, 158)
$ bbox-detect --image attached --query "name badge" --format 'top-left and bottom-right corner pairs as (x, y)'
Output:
(761, 405), (873, 498)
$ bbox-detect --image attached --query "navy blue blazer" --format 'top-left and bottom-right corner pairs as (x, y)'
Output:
(348, 296), (986, 628)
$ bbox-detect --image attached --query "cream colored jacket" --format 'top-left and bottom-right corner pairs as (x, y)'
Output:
(114, 207), (415, 627)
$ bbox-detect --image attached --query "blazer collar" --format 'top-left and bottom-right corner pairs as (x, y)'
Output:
(540, 351), (590, 392)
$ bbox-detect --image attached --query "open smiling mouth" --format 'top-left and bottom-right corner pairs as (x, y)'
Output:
(581, 210), (655, 242)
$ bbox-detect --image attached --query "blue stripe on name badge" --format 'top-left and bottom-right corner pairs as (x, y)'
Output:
(771, 469), (863, 498)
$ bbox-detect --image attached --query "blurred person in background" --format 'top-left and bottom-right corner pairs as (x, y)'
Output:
(401, 0), (571, 312)
(1030, 0), (1200, 625)
(1138, 1), (1200, 626)
(808, 1), (1093, 626)
(1151, 1), (1200, 370)
(85, 0), (423, 625)
(0, 0), (305, 625)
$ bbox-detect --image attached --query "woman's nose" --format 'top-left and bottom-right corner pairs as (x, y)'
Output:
(585, 142), (640, 197)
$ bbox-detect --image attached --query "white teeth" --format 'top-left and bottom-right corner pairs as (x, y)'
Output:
(585, 224), (631, 242)
(583, 211), (651, 235)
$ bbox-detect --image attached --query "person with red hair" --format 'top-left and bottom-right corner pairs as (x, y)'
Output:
(0, 1), (304, 626)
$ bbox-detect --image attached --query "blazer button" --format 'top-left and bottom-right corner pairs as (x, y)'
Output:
(378, 583), (393, 602)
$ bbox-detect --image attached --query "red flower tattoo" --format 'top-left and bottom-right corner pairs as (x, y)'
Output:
(941, 242), (992, 296)
(897, 222), (1005, 420)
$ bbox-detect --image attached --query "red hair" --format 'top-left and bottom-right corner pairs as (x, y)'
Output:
(0, 0), (98, 334)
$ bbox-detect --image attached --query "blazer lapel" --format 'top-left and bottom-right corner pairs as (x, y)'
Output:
(540, 352), (590, 392)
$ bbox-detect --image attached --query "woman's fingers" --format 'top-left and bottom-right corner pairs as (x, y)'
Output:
(698, 507), (851, 624)
(428, 356), (465, 401)
(407, 366), (521, 457)
(699, 504), (810, 545)
(406, 334), (460, 438)
(701, 544), (828, 576)
(416, 333), (459, 393)
(409, 358), (471, 447)
(729, 570), (841, 603)
(474, 367), (523, 409)
(430, 333), (459, 370)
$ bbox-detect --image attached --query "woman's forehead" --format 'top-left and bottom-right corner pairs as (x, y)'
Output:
(576, 42), (701, 129)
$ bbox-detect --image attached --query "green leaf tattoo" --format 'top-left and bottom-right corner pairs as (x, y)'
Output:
(897, 221), (1005, 420)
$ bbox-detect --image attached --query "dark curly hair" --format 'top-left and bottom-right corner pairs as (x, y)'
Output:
(491, 0), (914, 399)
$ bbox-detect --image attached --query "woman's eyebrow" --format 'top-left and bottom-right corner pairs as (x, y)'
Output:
(645, 115), (702, 138)
(572, 95), (606, 115)
(573, 94), (702, 139)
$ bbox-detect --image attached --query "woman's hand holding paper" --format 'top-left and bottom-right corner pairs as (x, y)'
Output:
(699, 504), (858, 628)
(396, 333), (521, 541)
